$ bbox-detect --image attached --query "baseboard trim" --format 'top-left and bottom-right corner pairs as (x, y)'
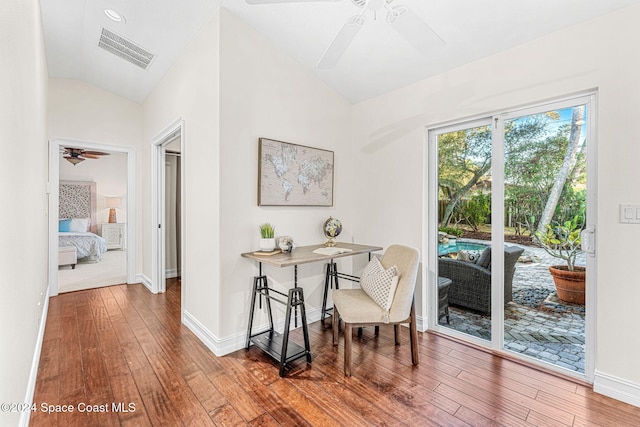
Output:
(416, 315), (426, 332)
(165, 268), (180, 279)
(594, 370), (640, 408)
(20, 285), (51, 427)
(182, 306), (325, 358)
(182, 310), (239, 357)
(136, 273), (153, 293)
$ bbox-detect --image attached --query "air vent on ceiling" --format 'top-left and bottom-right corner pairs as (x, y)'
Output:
(98, 28), (155, 70)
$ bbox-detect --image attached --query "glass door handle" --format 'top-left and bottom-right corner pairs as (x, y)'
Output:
(580, 227), (595, 254)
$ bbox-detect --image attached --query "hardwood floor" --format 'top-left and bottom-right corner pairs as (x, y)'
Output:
(31, 280), (640, 426)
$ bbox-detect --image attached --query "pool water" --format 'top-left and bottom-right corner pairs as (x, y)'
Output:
(438, 241), (488, 256)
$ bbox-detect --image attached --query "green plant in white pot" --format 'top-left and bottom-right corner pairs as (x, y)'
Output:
(534, 215), (585, 304)
(259, 223), (276, 251)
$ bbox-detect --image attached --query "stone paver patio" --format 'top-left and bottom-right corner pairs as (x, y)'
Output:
(440, 240), (586, 373)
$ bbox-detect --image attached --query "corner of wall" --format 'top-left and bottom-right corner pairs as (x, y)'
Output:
(593, 370), (640, 408)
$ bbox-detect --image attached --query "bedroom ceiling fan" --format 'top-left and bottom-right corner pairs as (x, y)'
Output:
(245, 0), (445, 69)
(61, 147), (111, 166)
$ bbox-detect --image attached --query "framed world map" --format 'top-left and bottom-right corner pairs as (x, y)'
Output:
(258, 138), (334, 206)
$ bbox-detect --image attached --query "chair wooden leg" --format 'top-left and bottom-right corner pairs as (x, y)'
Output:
(332, 306), (339, 346)
(344, 323), (352, 376)
(409, 302), (419, 366)
(394, 324), (401, 345)
(374, 325), (379, 336)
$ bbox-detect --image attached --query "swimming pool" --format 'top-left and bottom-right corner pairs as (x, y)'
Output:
(438, 240), (488, 256)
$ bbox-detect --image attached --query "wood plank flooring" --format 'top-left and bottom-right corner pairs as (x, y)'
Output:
(31, 280), (640, 426)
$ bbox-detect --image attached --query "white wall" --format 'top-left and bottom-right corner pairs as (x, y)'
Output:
(143, 8), (355, 352)
(0, 0), (49, 425)
(143, 10), (222, 335)
(48, 78), (142, 269)
(351, 4), (640, 404)
(60, 151), (128, 225)
(218, 10), (354, 341)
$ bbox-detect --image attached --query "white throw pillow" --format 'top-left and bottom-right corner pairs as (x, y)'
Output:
(360, 257), (400, 316)
(70, 218), (90, 232)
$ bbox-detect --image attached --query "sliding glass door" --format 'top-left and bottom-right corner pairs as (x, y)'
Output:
(434, 118), (494, 344)
(429, 94), (594, 379)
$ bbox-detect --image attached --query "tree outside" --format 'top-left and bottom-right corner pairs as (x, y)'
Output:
(438, 105), (587, 243)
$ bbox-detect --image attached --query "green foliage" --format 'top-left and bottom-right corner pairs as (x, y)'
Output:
(438, 127), (491, 196)
(460, 193), (491, 231)
(503, 111), (586, 231)
(259, 223), (275, 238)
(533, 214), (584, 271)
(554, 187), (586, 225)
(438, 226), (464, 237)
(438, 107), (587, 234)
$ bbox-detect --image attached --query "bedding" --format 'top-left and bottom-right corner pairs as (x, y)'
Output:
(59, 232), (107, 262)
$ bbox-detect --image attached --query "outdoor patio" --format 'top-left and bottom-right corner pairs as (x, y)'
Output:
(441, 240), (586, 373)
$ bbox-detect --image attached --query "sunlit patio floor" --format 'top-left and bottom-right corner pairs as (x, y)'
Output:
(440, 241), (586, 373)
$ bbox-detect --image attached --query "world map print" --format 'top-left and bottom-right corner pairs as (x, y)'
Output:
(258, 138), (334, 206)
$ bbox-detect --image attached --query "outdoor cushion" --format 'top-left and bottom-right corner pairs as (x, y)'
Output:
(458, 249), (482, 263)
(476, 247), (492, 269)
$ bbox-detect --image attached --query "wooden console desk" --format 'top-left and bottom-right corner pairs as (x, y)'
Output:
(241, 243), (382, 376)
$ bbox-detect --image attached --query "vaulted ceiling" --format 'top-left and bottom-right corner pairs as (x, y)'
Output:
(40, 0), (640, 104)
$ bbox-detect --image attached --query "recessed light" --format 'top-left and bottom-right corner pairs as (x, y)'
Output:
(104, 9), (126, 23)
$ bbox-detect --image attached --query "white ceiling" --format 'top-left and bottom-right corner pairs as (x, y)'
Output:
(40, 0), (640, 104)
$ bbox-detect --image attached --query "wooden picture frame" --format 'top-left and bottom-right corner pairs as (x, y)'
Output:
(258, 138), (334, 206)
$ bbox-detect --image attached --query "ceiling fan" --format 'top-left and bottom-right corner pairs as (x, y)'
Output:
(61, 147), (111, 166)
(245, 0), (445, 69)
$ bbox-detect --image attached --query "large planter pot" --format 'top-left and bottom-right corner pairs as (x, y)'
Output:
(549, 265), (585, 305)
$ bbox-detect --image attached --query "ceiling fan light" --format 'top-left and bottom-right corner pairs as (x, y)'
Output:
(104, 9), (126, 24)
(66, 157), (85, 166)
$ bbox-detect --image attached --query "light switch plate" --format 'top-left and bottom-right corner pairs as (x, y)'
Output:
(619, 204), (640, 223)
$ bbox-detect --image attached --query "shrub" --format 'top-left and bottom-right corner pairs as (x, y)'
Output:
(439, 226), (463, 237)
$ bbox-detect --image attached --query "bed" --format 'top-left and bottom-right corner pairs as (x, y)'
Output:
(59, 181), (107, 262)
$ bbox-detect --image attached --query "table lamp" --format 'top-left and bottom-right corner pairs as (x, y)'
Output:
(105, 197), (121, 223)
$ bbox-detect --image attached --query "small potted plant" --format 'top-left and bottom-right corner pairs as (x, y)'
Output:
(259, 223), (276, 251)
(534, 215), (585, 304)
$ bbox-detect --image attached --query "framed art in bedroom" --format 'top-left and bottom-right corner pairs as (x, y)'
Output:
(257, 138), (334, 206)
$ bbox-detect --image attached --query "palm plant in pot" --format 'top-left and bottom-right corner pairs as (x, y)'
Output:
(259, 223), (276, 252)
(534, 215), (585, 304)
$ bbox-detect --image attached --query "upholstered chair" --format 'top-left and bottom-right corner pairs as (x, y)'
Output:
(332, 244), (420, 376)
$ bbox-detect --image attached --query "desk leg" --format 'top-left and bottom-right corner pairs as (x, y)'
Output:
(279, 288), (312, 377)
(321, 263), (331, 325)
(297, 288), (312, 363)
(246, 274), (271, 350)
(279, 289), (295, 377)
(321, 261), (339, 325)
(246, 276), (260, 349)
(293, 265), (299, 328)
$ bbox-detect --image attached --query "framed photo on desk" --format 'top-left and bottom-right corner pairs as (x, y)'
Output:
(257, 138), (334, 206)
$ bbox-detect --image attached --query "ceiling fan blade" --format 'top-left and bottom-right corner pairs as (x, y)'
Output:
(317, 15), (365, 69)
(82, 150), (111, 156)
(246, 0), (340, 4)
(81, 154), (100, 159)
(387, 5), (445, 57)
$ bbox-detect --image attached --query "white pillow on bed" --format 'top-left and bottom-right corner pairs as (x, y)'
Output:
(70, 218), (90, 232)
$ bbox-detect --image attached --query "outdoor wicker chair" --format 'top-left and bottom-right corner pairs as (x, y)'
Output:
(438, 245), (524, 314)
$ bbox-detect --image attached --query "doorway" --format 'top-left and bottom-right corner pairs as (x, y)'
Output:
(48, 139), (136, 296)
(152, 119), (185, 316)
(427, 93), (596, 381)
